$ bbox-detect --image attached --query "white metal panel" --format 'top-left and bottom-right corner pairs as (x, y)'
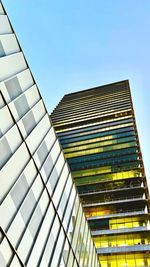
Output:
(0, 92), (5, 108)
(17, 229), (34, 264)
(23, 159), (37, 186)
(31, 174), (43, 201)
(26, 203), (54, 267)
(10, 256), (22, 267)
(26, 114), (50, 154)
(1, 69), (34, 104)
(0, 3), (5, 15)
(0, 238), (13, 264)
(0, 194), (16, 230)
(7, 213), (29, 249)
(0, 15), (12, 34)
(0, 143), (30, 202)
(5, 124), (22, 153)
(33, 127), (56, 169)
(0, 34), (20, 55)
(32, 100), (46, 123)
(0, 105), (14, 135)
(0, 52), (27, 82)
(17, 69), (34, 93)
(38, 189), (49, 214)
(25, 84), (40, 108)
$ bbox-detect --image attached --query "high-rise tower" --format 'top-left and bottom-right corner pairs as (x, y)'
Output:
(0, 2), (100, 267)
(51, 80), (150, 267)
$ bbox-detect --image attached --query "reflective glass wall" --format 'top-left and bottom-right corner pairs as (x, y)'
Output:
(51, 80), (150, 267)
(0, 2), (100, 267)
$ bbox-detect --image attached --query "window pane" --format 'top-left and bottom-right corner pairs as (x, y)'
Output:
(5, 77), (22, 101)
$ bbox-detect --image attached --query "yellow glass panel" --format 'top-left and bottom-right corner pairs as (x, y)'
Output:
(75, 169), (142, 186)
(99, 253), (150, 267)
(84, 206), (115, 217)
(66, 134), (114, 147)
(64, 139), (117, 152)
(65, 141), (136, 158)
(73, 166), (112, 178)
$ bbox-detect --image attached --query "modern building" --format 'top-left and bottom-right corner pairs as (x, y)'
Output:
(0, 2), (100, 267)
(51, 81), (150, 267)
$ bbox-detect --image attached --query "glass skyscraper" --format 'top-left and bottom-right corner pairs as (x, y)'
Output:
(0, 2), (100, 267)
(51, 81), (150, 267)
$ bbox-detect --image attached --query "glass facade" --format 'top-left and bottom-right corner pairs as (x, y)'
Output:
(0, 3), (100, 267)
(51, 81), (150, 266)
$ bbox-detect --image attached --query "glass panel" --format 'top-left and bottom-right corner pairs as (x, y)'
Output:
(5, 77), (22, 101)
(14, 94), (29, 118)
(0, 137), (12, 169)
(22, 111), (36, 135)
(37, 140), (48, 165)
(10, 174), (28, 208)
(0, 40), (5, 57)
(20, 190), (36, 224)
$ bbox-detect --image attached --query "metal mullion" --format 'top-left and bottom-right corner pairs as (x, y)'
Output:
(0, 93), (52, 204)
(1, 227), (26, 267)
(74, 211), (85, 256)
(24, 198), (51, 266)
(53, 168), (70, 216)
(46, 222), (62, 267)
(71, 204), (83, 253)
(48, 160), (67, 199)
(79, 220), (88, 263)
(52, 228), (67, 267)
(84, 228), (92, 266)
(61, 184), (74, 223)
(65, 192), (78, 234)
(15, 181), (47, 250)
(78, 217), (87, 265)
(36, 210), (57, 266)
(5, 170), (39, 233)
(4, 130), (57, 235)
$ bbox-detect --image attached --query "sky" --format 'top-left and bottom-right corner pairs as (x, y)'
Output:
(3, 0), (150, 185)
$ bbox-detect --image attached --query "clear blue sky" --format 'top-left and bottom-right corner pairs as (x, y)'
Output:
(3, 0), (150, 185)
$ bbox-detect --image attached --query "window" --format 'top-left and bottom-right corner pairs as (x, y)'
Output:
(0, 137), (12, 169)
(5, 77), (22, 101)
(0, 40), (5, 57)
(14, 94), (29, 118)
(22, 111), (36, 135)
(37, 141), (48, 165)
